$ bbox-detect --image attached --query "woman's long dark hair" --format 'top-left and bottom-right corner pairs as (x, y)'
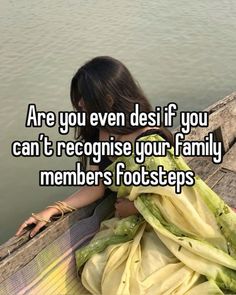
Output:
(70, 56), (173, 168)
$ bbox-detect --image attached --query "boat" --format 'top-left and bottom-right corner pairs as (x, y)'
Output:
(0, 92), (235, 294)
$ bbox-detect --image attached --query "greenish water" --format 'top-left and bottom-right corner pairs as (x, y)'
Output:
(0, 0), (236, 244)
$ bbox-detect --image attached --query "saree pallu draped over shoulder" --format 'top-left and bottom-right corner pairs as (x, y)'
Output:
(75, 134), (236, 295)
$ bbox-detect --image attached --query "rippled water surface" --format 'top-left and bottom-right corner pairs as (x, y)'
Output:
(0, 0), (236, 243)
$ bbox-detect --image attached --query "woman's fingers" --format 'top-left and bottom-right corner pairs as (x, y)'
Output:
(115, 198), (127, 203)
(115, 199), (128, 207)
(15, 215), (46, 238)
(15, 224), (27, 237)
(115, 198), (138, 218)
(30, 221), (46, 238)
(115, 199), (122, 203)
(15, 216), (37, 237)
(115, 198), (129, 211)
(114, 211), (120, 218)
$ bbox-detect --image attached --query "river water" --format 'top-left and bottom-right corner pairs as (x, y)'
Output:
(0, 0), (236, 244)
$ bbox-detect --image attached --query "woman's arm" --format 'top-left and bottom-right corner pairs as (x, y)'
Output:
(63, 181), (105, 209)
(16, 165), (105, 237)
(44, 164), (105, 215)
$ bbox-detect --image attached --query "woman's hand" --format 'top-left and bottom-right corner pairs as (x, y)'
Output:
(115, 198), (139, 218)
(15, 207), (59, 238)
(15, 183), (106, 238)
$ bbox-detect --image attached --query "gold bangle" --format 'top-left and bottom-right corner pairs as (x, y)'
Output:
(54, 201), (68, 212)
(45, 201), (77, 223)
(54, 202), (69, 213)
(31, 213), (51, 223)
(47, 204), (64, 215)
(47, 205), (64, 221)
(57, 201), (77, 211)
(55, 201), (77, 212)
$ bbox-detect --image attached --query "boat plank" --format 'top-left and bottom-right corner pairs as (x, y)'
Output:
(221, 143), (236, 173)
(0, 201), (99, 283)
(187, 143), (236, 207)
(212, 169), (236, 208)
(187, 157), (220, 181)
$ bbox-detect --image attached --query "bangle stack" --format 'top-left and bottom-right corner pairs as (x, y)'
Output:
(31, 202), (77, 225)
(46, 201), (77, 221)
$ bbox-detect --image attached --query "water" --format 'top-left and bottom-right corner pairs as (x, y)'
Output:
(0, 0), (236, 244)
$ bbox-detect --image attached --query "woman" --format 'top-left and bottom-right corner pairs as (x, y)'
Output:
(16, 56), (236, 294)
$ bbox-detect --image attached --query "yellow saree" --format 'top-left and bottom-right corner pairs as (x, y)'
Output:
(75, 134), (236, 295)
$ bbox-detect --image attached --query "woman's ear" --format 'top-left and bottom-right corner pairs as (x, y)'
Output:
(106, 94), (114, 108)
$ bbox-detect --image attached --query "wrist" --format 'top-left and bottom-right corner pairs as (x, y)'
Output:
(46, 201), (77, 218)
(47, 207), (61, 216)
